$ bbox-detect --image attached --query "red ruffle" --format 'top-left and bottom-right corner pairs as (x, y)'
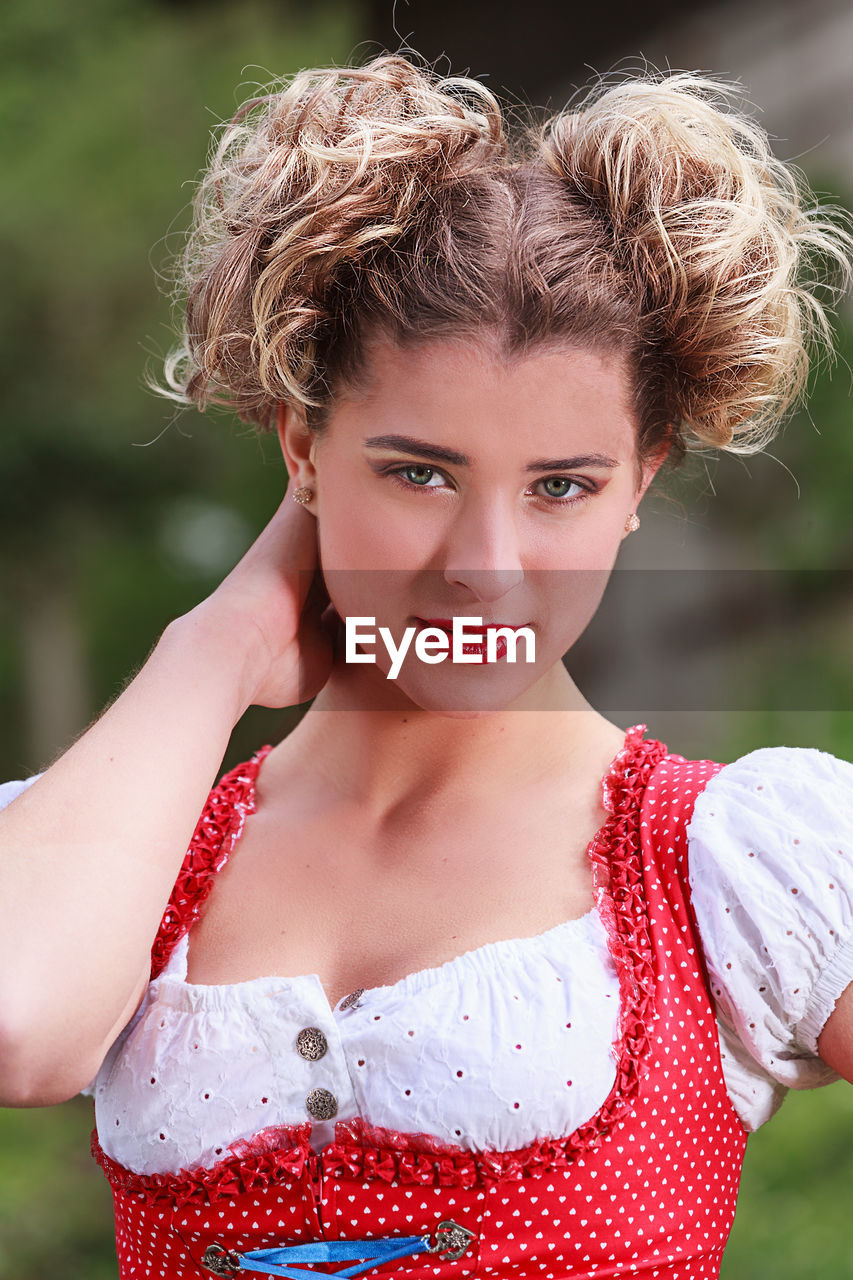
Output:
(91, 1124), (313, 1210)
(95, 724), (668, 1205)
(588, 725), (664, 1113)
(149, 745), (273, 980)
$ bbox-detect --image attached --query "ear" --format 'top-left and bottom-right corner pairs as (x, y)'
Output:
(636, 442), (670, 504)
(275, 402), (318, 486)
(621, 442), (670, 539)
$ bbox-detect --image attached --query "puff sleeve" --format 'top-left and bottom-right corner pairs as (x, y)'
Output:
(686, 745), (853, 1130)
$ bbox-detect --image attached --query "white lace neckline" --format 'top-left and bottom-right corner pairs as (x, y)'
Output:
(161, 902), (604, 1010)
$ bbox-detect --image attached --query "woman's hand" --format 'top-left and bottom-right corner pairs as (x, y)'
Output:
(183, 475), (338, 712)
(0, 475), (342, 1104)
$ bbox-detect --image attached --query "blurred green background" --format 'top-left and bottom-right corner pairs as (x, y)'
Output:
(1, 0), (852, 1276)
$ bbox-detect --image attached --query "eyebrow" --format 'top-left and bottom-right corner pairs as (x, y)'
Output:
(363, 434), (620, 473)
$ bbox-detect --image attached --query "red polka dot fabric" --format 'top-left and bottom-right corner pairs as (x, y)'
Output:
(91, 732), (748, 1278)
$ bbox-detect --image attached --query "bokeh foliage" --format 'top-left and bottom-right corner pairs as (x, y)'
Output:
(1, 2), (852, 1276)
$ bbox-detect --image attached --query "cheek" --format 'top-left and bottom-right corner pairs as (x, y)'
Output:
(319, 501), (432, 571)
(553, 571), (612, 644)
(527, 511), (629, 572)
(520, 562), (611, 657)
(318, 483), (422, 616)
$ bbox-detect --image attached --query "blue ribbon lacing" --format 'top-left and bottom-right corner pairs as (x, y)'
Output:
(237, 1236), (431, 1277)
(202, 1223), (475, 1278)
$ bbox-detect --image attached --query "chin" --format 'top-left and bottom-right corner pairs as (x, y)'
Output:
(389, 667), (545, 717)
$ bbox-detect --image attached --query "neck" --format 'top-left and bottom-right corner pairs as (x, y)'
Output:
(265, 651), (622, 819)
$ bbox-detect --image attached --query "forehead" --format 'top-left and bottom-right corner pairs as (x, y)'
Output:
(336, 334), (638, 456)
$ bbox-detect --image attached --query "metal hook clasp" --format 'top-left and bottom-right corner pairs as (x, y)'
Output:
(201, 1243), (242, 1275)
(426, 1220), (476, 1261)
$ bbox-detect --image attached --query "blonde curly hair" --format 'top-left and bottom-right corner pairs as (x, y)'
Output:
(156, 52), (853, 466)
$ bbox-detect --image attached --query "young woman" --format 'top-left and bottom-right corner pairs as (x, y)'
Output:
(1, 52), (852, 1280)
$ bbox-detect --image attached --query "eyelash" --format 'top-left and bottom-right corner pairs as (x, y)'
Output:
(378, 463), (597, 508)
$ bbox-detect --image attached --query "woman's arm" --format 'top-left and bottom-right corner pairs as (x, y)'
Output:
(0, 482), (332, 1107)
(0, 611), (256, 1106)
(817, 990), (853, 1083)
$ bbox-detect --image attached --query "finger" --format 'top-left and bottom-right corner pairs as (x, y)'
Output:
(274, 477), (321, 609)
(323, 606), (344, 663)
(270, 475), (320, 577)
(319, 602), (339, 633)
(319, 604), (342, 661)
(303, 565), (331, 620)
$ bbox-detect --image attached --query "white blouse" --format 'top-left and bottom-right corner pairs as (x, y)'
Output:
(2, 740), (852, 1176)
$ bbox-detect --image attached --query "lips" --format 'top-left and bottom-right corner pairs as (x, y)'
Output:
(416, 618), (531, 631)
(413, 618), (531, 663)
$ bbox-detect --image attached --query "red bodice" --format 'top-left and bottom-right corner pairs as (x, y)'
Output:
(90, 729), (748, 1279)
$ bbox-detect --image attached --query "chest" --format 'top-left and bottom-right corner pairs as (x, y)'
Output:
(97, 739), (742, 1205)
(184, 779), (610, 1009)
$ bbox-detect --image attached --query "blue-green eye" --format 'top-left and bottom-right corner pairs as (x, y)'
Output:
(541, 477), (575, 498)
(533, 477), (592, 505)
(371, 462), (450, 496)
(378, 462), (595, 508)
(399, 464), (444, 488)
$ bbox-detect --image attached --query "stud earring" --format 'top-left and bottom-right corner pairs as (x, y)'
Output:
(624, 513), (640, 533)
(293, 486), (314, 505)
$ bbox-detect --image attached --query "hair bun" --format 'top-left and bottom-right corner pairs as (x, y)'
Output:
(157, 57), (853, 457)
(165, 54), (505, 427)
(540, 70), (853, 452)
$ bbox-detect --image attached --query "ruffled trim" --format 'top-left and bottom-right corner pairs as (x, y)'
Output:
(149, 745), (273, 980)
(95, 724), (669, 1204)
(91, 1122), (313, 1209)
(588, 724), (666, 1117)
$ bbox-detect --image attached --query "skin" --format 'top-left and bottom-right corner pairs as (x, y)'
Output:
(6, 331), (851, 1097)
(269, 334), (667, 815)
(186, 333), (673, 1003)
(186, 333), (853, 1073)
(818, 987), (853, 1083)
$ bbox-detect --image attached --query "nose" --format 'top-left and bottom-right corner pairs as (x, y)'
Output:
(441, 495), (525, 602)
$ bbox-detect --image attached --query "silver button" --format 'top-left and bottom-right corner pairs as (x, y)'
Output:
(305, 1087), (338, 1120)
(339, 987), (365, 1010)
(296, 1027), (328, 1060)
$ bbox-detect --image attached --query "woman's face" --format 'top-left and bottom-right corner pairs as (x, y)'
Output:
(279, 335), (666, 714)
